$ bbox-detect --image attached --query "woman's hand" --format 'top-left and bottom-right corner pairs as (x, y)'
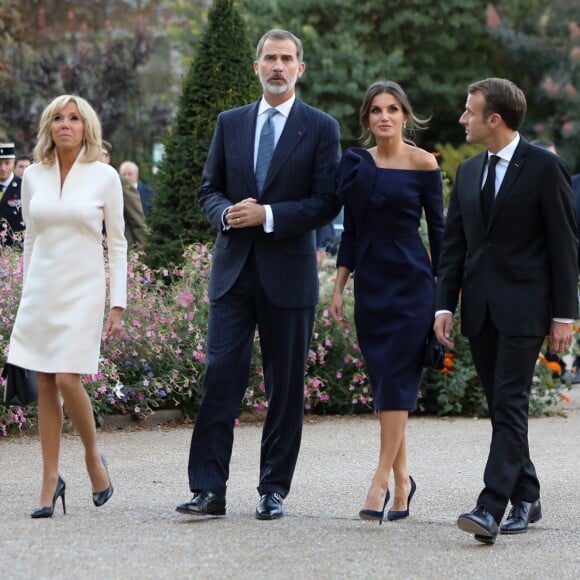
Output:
(103, 307), (124, 340)
(329, 291), (346, 327)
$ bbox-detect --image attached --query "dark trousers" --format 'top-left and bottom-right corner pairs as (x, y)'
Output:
(187, 256), (315, 497)
(469, 311), (544, 523)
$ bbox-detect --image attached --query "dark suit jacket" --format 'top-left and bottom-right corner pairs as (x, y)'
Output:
(197, 98), (342, 309)
(572, 173), (580, 270)
(436, 138), (578, 336)
(137, 182), (155, 215)
(0, 175), (24, 246)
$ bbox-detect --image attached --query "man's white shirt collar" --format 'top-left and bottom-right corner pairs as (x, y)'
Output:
(491, 133), (520, 164)
(258, 95), (295, 118)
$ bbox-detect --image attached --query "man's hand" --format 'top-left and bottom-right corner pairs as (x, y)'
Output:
(434, 313), (455, 349)
(548, 321), (574, 353)
(226, 198), (266, 228)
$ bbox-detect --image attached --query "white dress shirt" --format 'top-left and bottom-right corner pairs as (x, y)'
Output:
(223, 95), (295, 233)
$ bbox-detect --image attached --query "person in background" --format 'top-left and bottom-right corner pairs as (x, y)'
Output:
(14, 155), (32, 177)
(0, 142), (25, 247)
(175, 28), (341, 521)
(7, 95), (127, 518)
(330, 80), (444, 523)
(529, 139), (557, 155)
(315, 222), (338, 267)
(435, 78), (577, 545)
(119, 160), (156, 215)
(102, 143), (146, 249)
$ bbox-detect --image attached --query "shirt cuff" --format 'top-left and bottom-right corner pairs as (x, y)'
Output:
(553, 318), (573, 323)
(221, 206), (233, 231)
(263, 205), (273, 233)
(435, 310), (453, 317)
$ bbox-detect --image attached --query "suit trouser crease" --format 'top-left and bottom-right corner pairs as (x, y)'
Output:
(468, 312), (544, 523)
(187, 255), (314, 497)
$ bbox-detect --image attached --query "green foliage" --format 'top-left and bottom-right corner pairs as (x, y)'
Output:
(490, 0), (580, 172)
(145, 0), (261, 268)
(240, 0), (504, 148)
(433, 142), (485, 205)
(419, 312), (487, 416)
(531, 348), (573, 417)
(0, 2), (161, 154)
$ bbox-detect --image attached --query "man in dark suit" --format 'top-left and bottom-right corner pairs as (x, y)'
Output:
(0, 142), (25, 248)
(434, 78), (578, 545)
(176, 29), (341, 520)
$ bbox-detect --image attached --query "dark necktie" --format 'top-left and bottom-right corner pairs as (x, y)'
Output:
(481, 154), (500, 224)
(255, 108), (278, 195)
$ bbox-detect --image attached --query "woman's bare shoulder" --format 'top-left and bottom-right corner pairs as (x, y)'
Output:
(407, 146), (438, 171)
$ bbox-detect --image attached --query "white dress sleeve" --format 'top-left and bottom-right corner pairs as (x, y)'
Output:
(102, 169), (128, 309)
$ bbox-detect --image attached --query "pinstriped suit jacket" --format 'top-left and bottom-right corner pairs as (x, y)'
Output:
(197, 97), (342, 308)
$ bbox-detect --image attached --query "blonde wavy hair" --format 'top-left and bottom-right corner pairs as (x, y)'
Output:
(33, 95), (103, 165)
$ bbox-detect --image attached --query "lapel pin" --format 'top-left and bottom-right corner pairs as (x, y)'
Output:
(514, 163), (520, 168)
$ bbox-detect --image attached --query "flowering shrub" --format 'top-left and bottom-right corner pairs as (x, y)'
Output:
(0, 244), (570, 436)
(419, 315), (487, 416)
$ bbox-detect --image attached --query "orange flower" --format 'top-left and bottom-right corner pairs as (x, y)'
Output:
(538, 353), (562, 374)
(562, 394), (571, 403)
(443, 352), (454, 370)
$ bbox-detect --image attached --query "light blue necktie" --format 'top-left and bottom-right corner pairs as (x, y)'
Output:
(255, 108), (278, 194)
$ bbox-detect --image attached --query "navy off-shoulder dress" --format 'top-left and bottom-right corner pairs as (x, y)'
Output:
(337, 148), (445, 410)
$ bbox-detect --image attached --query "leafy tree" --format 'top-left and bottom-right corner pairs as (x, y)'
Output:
(145, 0), (260, 268)
(240, 0), (505, 149)
(490, 0), (580, 171)
(0, 2), (164, 158)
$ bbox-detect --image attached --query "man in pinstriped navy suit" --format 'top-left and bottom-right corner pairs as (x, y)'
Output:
(176, 29), (341, 520)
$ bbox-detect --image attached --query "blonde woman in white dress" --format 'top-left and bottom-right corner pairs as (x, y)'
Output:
(8, 95), (127, 518)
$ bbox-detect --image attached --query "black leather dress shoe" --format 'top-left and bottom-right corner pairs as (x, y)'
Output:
(256, 492), (284, 520)
(457, 506), (499, 545)
(175, 490), (226, 516)
(500, 499), (542, 534)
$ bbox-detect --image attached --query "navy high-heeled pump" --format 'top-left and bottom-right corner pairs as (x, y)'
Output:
(387, 476), (416, 521)
(359, 489), (390, 525)
(93, 454), (114, 507)
(30, 476), (66, 519)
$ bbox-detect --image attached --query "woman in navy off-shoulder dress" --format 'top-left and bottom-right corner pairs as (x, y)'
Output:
(330, 81), (444, 523)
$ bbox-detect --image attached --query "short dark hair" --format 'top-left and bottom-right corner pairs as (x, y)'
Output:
(468, 78), (527, 131)
(359, 80), (428, 145)
(256, 29), (303, 62)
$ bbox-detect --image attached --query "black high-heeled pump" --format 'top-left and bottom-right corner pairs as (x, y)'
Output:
(93, 454), (114, 507)
(387, 475), (416, 521)
(359, 489), (390, 525)
(30, 476), (66, 519)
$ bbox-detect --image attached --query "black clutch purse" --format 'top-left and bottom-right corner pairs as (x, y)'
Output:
(423, 330), (446, 370)
(2, 363), (38, 407)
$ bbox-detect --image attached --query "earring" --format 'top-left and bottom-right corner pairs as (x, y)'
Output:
(403, 120), (407, 129)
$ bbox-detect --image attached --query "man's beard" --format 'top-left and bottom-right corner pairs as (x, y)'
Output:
(259, 72), (298, 96)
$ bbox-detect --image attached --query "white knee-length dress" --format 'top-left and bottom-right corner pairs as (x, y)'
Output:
(8, 153), (127, 374)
